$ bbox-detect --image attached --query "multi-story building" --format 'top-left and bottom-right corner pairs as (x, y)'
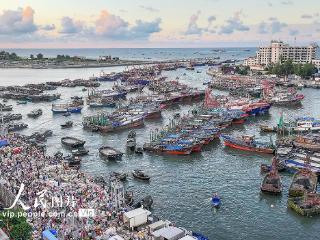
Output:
(244, 41), (318, 67)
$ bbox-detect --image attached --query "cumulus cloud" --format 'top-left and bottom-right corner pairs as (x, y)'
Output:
(0, 6), (37, 35)
(185, 11), (203, 35)
(59, 17), (84, 34)
(258, 22), (268, 34)
(40, 24), (55, 31)
(95, 10), (161, 40)
(270, 19), (287, 33)
(139, 6), (159, 12)
(219, 11), (249, 34)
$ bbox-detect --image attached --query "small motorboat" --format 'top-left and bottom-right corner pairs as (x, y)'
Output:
(99, 146), (123, 160)
(17, 100), (27, 105)
(211, 193), (221, 208)
(135, 147), (143, 154)
(61, 137), (85, 148)
(126, 130), (136, 150)
(27, 109), (43, 118)
(82, 88), (87, 92)
(125, 191), (134, 206)
(132, 195), (153, 210)
(72, 147), (89, 156)
(110, 172), (128, 181)
(63, 155), (81, 169)
(63, 112), (71, 117)
(132, 169), (150, 181)
(61, 121), (73, 129)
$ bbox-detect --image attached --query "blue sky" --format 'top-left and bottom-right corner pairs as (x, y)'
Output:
(0, 0), (319, 47)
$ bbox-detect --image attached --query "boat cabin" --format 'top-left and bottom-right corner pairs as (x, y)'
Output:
(152, 226), (185, 240)
(123, 208), (151, 229)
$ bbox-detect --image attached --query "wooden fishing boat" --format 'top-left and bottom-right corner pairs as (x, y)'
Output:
(99, 146), (123, 160)
(0, 103), (13, 111)
(27, 109), (43, 118)
(125, 191), (134, 206)
(132, 169), (150, 181)
(63, 155), (81, 169)
(7, 122), (28, 132)
(261, 158), (282, 194)
(61, 121), (73, 129)
(135, 147), (144, 154)
(260, 125), (277, 133)
(132, 195), (153, 210)
(293, 135), (320, 152)
(288, 157), (318, 197)
(110, 172), (128, 181)
(288, 193), (320, 216)
(221, 134), (275, 154)
(71, 147), (89, 156)
(61, 137), (85, 148)
(126, 130), (136, 150)
(17, 100), (27, 105)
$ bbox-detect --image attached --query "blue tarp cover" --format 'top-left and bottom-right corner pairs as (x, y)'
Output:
(0, 139), (9, 148)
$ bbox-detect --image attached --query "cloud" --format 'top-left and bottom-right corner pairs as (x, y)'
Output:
(208, 15), (216, 23)
(95, 10), (161, 40)
(185, 11), (203, 35)
(281, 1), (293, 5)
(59, 17), (83, 34)
(267, 2), (273, 7)
(270, 19), (287, 33)
(258, 22), (268, 34)
(219, 11), (250, 34)
(140, 6), (159, 12)
(40, 24), (55, 31)
(289, 29), (299, 36)
(0, 6), (37, 35)
(301, 14), (313, 19)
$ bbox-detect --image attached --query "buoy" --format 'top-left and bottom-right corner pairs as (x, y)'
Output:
(271, 204), (274, 208)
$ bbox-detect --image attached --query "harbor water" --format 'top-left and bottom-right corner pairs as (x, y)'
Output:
(0, 48), (319, 240)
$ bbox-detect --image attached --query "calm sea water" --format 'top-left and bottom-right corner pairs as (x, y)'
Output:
(0, 49), (320, 240)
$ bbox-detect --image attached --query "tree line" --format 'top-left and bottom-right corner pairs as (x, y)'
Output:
(265, 59), (318, 79)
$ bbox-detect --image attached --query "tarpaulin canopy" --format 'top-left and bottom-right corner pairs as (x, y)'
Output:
(0, 139), (9, 148)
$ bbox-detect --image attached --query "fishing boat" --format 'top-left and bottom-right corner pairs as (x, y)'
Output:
(71, 147), (89, 156)
(61, 137), (85, 148)
(0, 103), (13, 111)
(293, 134), (320, 152)
(135, 147), (144, 154)
(261, 158), (282, 194)
(132, 195), (153, 210)
(288, 157), (318, 197)
(125, 191), (134, 206)
(294, 117), (320, 132)
(260, 125), (278, 133)
(52, 103), (82, 114)
(7, 122), (28, 132)
(61, 121), (73, 129)
(83, 114), (144, 133)
(17, 100), (27, 105)
(99, 146), (123, 160)
(132, 169), (150, 181)
(220, 134), (275, 154)
(126, 130), (136, 150)
(63, 155), (81, 169)
(27, 109), (43, 118)
(110, 172), (128, 181)
(288, 193), (320, 216)
(211, 193), (221, 208)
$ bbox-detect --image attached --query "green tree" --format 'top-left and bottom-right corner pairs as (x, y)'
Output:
(36, 53), (43, 59)
(30, 54), (34, 60)
(0, 209), (32, 240)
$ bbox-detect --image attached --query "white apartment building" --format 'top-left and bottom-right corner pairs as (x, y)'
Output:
(244, 41), (318, 67)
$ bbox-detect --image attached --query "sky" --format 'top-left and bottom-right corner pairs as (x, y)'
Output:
(0, 0), (319, 48)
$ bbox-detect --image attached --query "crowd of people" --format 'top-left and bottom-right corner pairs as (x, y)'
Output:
(0, 133), (139, 239)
